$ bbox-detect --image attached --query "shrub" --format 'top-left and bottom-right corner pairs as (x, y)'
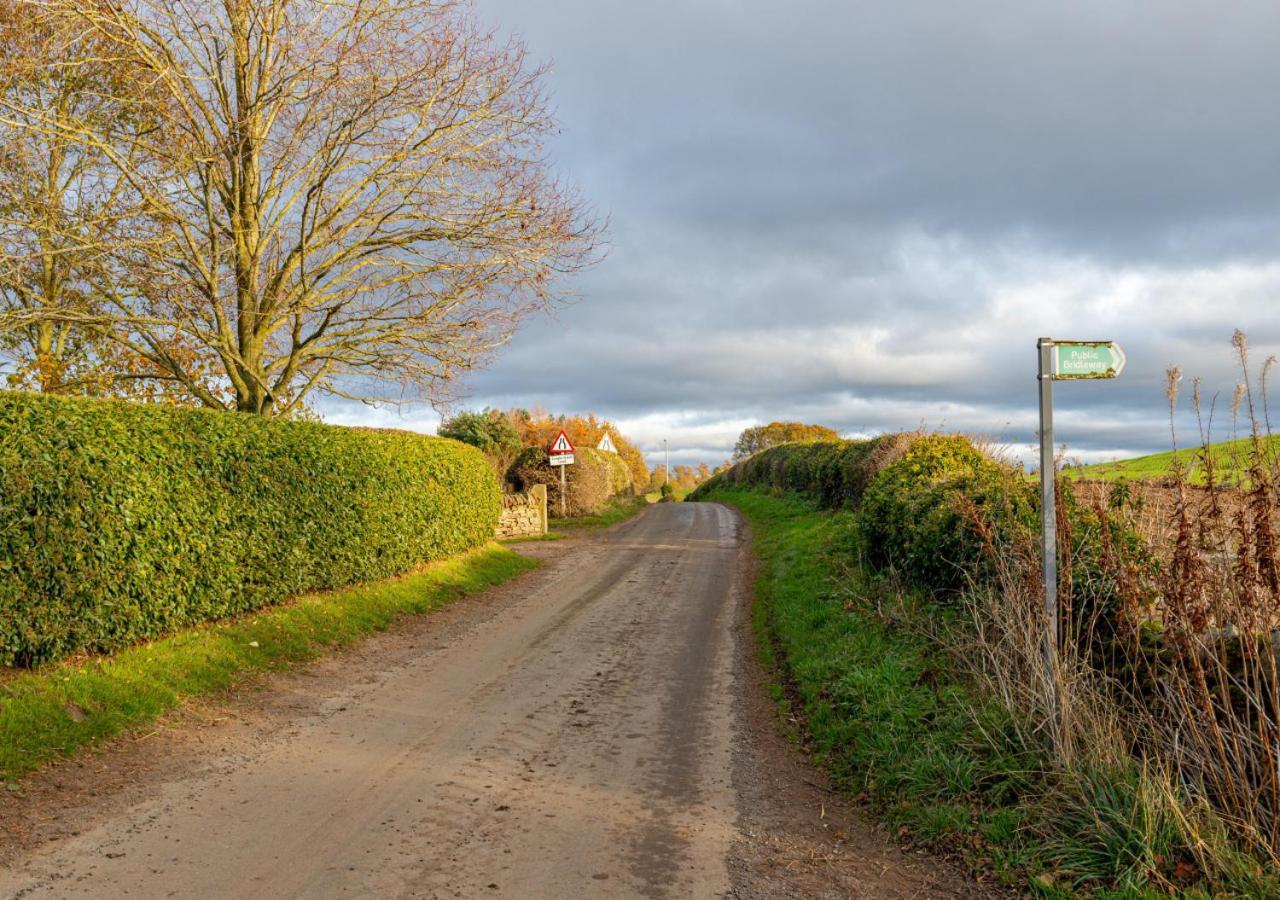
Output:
(691, 433), (911, 508)
(857, 434), (1029, 593)
(0, 391), (500, 667)
(503, 410), (651, 493)
(601, 451), (633, 496)
(438, 408), (522, 474)
(507, 446), (612, 517)
(694, 432), (1151, 623)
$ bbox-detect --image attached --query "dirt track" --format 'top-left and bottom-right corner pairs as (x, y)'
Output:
(0, 503), (985, 899)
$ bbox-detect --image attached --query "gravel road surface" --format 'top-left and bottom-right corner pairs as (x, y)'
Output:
(0, 503), (986, 899)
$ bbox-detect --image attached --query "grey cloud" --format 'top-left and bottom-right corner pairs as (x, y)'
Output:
(323, 1), (1280, 468)
(501, 0), (1280, 256)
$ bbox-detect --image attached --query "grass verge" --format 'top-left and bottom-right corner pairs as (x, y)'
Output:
(705, 487), (1276, 898)
(708, 488), (1039, 886)
(550, 495), (649, 531)
(0, 544), (536, 782)
(497, 532), (567, 544)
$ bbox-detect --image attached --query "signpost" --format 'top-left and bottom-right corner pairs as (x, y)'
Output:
(549, 430), (575, 517)
(1037, 338), (1125, 753)
(1052, 342), (1127, 379)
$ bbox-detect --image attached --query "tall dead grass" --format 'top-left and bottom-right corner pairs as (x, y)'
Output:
(1143, 331), (1280, 860)
(952, 330), (1280, 889)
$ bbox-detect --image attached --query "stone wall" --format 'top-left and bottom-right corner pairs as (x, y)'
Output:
(496, 484), (548, 538)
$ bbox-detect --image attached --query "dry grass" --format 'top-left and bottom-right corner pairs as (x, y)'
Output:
(948, 512), (1277, 891)
(949, 331), (1280, 891)
(1135, 333), (1280, 860)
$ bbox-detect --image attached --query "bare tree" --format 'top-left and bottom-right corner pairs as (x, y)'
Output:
(0, 1), (165, 394)
(11, 0), (600, 414)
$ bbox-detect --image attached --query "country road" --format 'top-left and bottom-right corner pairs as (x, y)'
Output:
(0, 503), (982, 900)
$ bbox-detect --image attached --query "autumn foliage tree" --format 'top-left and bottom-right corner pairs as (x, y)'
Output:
(646, 461), (715, 494)
(505, 409), (648, 492)
(4, 0), (599, 413)
(733, 421), (840, 459)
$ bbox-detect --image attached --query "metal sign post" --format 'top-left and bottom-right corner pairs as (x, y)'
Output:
(548, 431), (576, 518)
(1037, 338), (1059, 740)
(1036, 337), (1125, 754)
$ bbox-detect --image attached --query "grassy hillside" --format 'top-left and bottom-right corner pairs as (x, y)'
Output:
(1065, 433), (1280, 483)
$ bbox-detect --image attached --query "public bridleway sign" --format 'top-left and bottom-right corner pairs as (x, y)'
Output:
(1052, 341), (1126, 379)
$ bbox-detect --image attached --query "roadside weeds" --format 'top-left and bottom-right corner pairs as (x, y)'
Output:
(706, 487), (1280, 898)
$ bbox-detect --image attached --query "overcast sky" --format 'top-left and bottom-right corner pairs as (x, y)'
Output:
(322, 0), (1280, 470)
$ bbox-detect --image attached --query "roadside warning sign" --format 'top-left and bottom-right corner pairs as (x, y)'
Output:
(548, 430), (576, 518)
(549, 431), (575, 454)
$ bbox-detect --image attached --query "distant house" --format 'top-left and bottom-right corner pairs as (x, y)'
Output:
(597, 432), (618, 453)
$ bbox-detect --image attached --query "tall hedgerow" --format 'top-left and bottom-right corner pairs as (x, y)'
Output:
(856, 434), (1022, 592)
(507, 446), (615, 517)
(0, 391), (500, 667)
(693, 432), (1151, 624)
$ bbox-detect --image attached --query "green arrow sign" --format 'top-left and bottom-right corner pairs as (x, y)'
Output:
(1052, 341), (1126, 379)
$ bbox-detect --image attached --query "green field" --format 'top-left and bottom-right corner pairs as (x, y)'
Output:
(1065, 433), (1280, 483)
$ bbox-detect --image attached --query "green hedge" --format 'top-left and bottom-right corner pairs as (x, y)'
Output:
(692, 434), (1152, 620)
(600, 451), (633, 496)
(691, 435), (902, 506)
(507, 446), (614, 517)
(0, 391), (500, 667)
(857, 435), (1035, 591)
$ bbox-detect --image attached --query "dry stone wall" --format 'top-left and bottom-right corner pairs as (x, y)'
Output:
(496, 484), (548, 538)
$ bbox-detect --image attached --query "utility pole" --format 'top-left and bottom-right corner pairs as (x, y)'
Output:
(664, 439), (669, 486)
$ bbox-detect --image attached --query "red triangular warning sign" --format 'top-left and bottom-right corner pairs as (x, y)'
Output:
(549, 430), (575, 454)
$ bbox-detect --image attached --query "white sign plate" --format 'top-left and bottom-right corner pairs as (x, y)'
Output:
(549, 453), (575, 466)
